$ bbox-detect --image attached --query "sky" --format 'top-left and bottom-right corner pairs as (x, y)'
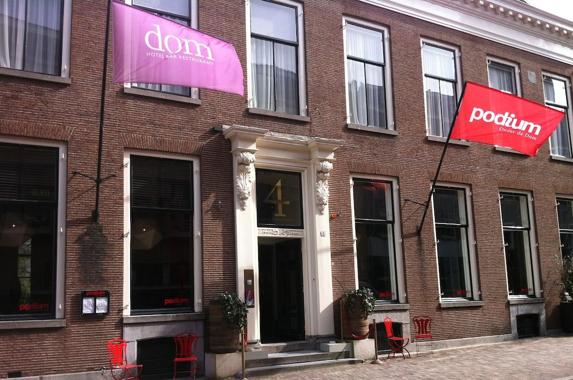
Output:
(525, 0), (573, 22)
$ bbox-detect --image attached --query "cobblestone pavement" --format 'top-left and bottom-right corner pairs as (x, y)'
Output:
(248, 336), (573, 380)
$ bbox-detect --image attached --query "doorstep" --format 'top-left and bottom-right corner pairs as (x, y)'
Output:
(244, 339), (357, 377)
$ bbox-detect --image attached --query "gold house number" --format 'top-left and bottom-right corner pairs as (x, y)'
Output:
(264, 179), (290, 217)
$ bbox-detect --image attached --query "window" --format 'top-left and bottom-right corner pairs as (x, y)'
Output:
(421, 41), (461, 137)
(500, 192), (536, 297)
(0, 0), (71, 77)
(432, 187), (477, 299)
(487, 58), (520, 95)
(249, 0), (305, 115)
(352, 178), (398, 301)
(543, 74), (572, 158)
(256, 169), (303, 229)
(344, 19), (393, 130)
(0, 142), (64, 319)
(128, 0), (198, 98)
(557, 198), (573, 260)
(129, 155), (196, 313)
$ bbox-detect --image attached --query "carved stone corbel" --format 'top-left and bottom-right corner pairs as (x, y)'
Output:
(235, 151), (256, 210)
(315, 160), (333, 215)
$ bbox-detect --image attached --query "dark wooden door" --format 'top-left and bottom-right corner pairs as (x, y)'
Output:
(259, 238), (304, 343)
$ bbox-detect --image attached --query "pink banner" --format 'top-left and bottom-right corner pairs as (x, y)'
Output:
(112, 2), (243, 96)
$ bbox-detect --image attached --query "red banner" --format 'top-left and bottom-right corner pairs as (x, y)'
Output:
(450, 82), (565, 156)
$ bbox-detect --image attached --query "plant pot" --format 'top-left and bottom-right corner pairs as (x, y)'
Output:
(341, 303), (370, 340)
(207, 303), (240, 353)
(561, 302), (573, 333)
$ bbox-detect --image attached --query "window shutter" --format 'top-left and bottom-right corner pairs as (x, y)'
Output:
(0, 144), (58, 202)
(131, 156), (193, 210)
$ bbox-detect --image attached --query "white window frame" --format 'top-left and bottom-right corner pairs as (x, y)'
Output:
(245, 0), (308, 117)
(487, 57), (521, 96)
(542, 72), (573, 159)
(0, 136), (67, 320)
(0, 0), (72, 82)
(350, 175), (406, 304)
(431, 183), (480, 302)
(123, 150), (202, 315)
(122, 0), (200, 102)
(498, 190), (541, 299)
(420, 39), (463, 138)
(342, 17), (394, 132)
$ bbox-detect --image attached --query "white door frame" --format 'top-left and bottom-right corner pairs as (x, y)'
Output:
(224, 125), (342, 342)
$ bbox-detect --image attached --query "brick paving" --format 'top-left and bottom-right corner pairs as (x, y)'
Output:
(247, 336), (573, 380)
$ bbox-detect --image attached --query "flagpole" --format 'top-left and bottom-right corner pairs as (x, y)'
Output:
(92, 0), (112, 222)
(417, 81), (468, 235)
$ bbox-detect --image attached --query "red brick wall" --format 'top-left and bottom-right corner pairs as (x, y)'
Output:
(0, 0), (572, 376)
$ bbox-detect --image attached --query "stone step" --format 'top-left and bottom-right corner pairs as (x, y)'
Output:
(246, 350), (348, 368)
(243, 358), (363, 378)
(258, 340), (316, 353)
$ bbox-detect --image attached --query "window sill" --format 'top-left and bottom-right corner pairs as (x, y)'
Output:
(123, 312), (205, 324)
(247, 107), (310, 122)
(374, 303), (410, 312)
(440, 300), (484, 309)
(347, 123), (399, 136)
(550, 155), (573, 164)
(0, 67), (71, 84)
(508, 297), (545, 305)
(493, 146), (527, 155)
(0, 318), (66, 330)
(123, 86), (201, 105)
(426, 135), (470, 147)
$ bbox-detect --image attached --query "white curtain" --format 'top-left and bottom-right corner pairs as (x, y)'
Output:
(423, 44), (455, 80)
(274, 43), (298, 115)
(346, 24), (383, 63)
(365, 63), (385, 128)
(24, 0), (63, 75)
(0, 0), (26, 70)
(425, 77), (456, 137)
(545, 78), (572, 157)
(440, 81), (456, 135)
(347, 60), (367, 126)
(489, 64), (515, 94)
(425, 78), (441, 136)
(251, 38), (274, 111)
(550, 115), (572, 157)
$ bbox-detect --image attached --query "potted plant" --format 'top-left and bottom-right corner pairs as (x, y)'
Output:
(343, 287), (376, 339)
(559, 254), (573, 332)
(207, 292), (248, 353)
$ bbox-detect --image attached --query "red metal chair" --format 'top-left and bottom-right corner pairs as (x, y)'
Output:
(107, 338), (143, 380)
(173, 334), (199, 380)
(412, 315), (433, 354)
(383, 317), (410, 359)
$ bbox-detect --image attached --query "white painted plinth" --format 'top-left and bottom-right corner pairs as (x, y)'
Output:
(350, 339), (376, 361)
(205, 352), (241, 379)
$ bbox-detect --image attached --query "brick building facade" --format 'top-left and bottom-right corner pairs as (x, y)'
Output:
(0, 0), (572, 378)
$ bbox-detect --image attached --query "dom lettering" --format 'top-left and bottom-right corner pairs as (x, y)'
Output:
(145, 24), (214, 61)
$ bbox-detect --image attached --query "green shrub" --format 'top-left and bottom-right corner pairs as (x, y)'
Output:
(215, 292), (248, 329)
(344, 287), (376, 318)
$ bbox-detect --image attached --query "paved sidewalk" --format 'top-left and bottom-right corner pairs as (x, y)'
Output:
(247, 336), (573, 380)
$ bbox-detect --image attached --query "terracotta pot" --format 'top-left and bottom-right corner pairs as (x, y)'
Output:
(341, 300), (370, 340)
(207, 303), (240, 353)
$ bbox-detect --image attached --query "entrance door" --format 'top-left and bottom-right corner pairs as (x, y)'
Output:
(258, 238), (304, 343)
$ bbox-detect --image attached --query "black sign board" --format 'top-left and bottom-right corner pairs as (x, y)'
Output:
(256, 169), (303, 228)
